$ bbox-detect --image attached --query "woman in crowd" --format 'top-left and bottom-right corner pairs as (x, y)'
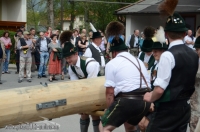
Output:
(48, 34), (62, 82)
(0, 31), (12, 74)
(0, 40), (6, 84)
(99, 31), (107, 55)
(78, 33), (88, 56)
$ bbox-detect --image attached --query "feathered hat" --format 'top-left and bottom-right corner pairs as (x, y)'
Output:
(158, 0), (187, 32)
(141, 26), (155, 52)
(90, 23), (103, 39)
(60, 30), (77, 57)
(105, 21), (127, 52)
(152, 26), (168, 50)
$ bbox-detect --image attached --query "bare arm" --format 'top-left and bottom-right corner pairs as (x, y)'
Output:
(143, 86), (164, 103)
(106, 87), (115, 108)
(78, 40), (87, 48)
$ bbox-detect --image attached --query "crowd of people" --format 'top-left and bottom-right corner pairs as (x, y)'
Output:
(0, 1), (200, 131)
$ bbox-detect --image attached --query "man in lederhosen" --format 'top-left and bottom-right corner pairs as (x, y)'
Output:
(61, 31), (101, 132)
(100, 30), (151, 131)
(143, 0), (199, 131)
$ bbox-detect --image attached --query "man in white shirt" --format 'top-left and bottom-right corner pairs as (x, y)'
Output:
(184, 29), (196, 50)
(126, 29), (140, 56)
(62, 40), (100, 132)
(84, 31), (105, 76)
(143, 12), (199, 132)
(100, 37), (151, 132)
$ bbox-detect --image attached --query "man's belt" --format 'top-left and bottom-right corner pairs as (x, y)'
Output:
(40, 51), (48, 52)
(115, 94), (143, 100)
(115, 88), (150, 100)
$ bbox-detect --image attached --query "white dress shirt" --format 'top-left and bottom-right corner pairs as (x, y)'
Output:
(68, 56), (100, 80)
(126, 35), (139, 48)
(105, 52), (150, 96)
(83, 42), (105, 67)
(184, 35), (196, 50)
(153, 40), (185, 90)
(138, 52), (153, 63)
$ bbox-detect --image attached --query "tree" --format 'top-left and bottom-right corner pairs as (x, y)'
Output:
(47, 0), (54, 29)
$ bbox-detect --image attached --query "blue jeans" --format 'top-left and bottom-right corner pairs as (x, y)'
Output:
(2, 49), (10, 72)
(78, 52), (84, 56)
(38, 52), (49, 76)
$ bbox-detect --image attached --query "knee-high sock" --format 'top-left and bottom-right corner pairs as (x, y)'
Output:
(92, 119), (100, 132)
(80, 118), (90, 132)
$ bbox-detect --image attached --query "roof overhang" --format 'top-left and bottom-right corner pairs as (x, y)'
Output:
(115, 0), (200, 15)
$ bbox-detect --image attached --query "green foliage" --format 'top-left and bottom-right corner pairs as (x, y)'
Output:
(0, 30), (16, 64)
(27, 0), (139, 32)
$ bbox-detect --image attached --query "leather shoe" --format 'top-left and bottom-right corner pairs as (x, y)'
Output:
(42, 75), (47, 78)
(38, 75), (41, 78)
(18, 80), (22, 83)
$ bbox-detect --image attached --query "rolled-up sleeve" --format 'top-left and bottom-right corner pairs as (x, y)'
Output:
(153, 51), (175, 90)
(104, 63), (116, 88)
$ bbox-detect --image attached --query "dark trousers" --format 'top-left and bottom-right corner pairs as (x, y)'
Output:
(15, 50), (20, 72)
(34, 50), (40, 71)
(146, 100), (190, 132)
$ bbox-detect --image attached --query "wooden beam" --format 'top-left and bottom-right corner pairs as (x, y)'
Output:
(0, 77), (106, 128)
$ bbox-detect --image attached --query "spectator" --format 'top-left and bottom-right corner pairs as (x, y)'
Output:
(44, 26), (52, 38)
(20, 25), (25, 32)
(78, 33), (88, 56)
(30, 28), (38, 72)
(71, 29), (80, 47)
(17, 31), (33, 83)
(88, 30), (93, 45)
(138, 32), (144, 49)
(0, 40), (6, 84)
(99, 31), (107, 55)
(14, 30), (23, 74)
(0, 31), (12, 74)
(126, 29), (140, 56)
(48, 34), (62, 82)
(36, 32), (51, 78)
(184, 29), (195, 50)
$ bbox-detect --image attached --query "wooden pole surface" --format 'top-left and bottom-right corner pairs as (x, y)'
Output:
(0, 77), (106, 128)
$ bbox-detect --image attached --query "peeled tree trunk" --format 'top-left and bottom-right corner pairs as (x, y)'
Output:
(0, 77), (106, 128)
(47, 0), (54, 29)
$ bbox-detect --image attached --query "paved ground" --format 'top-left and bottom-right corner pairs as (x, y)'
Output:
(0, 66), (125, 132)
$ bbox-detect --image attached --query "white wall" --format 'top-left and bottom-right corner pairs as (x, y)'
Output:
(126, 14), (166, 38)
(63, 21), (70, 30)
(1, 0), (26, 22)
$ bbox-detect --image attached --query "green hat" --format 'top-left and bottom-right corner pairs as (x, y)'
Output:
(152, 42), (168, 50)
(110, 37), (128, 52)
(90, 32), (103, 39)
(62, 42), (77, 57)
(164, 12), (188, 32)
(141, 39), (153, 52)
(194, 36), (200, 48)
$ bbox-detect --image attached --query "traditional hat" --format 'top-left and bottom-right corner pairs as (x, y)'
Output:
(110, 37), (127, 52)
(62, 42), (77, 57)
(152, 26), (168, 50)
(141, 26), (155, 52)
(105, 21), (124, 38)
(158, 0), (187, 32)
(89, 23), (103, 39)
(194, 36), (200, 48)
